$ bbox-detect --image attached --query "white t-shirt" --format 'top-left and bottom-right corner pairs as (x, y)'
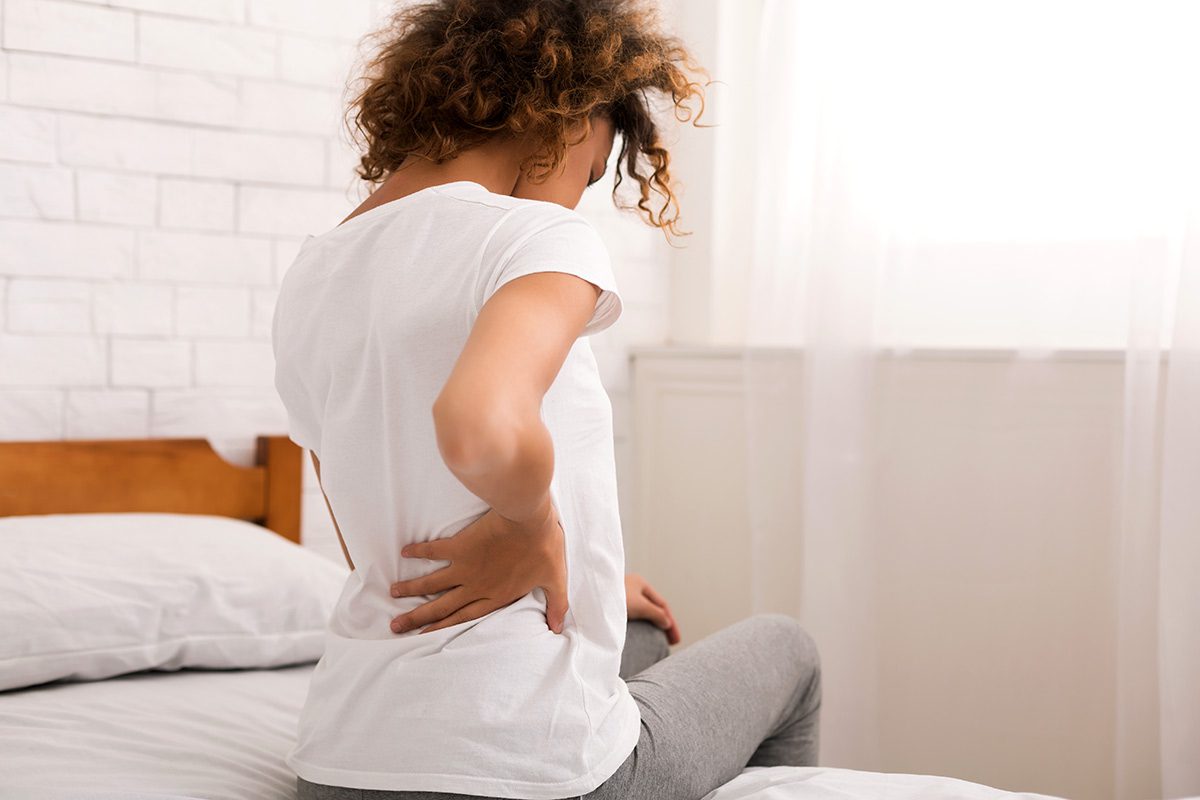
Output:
(271, 180), (640, 797)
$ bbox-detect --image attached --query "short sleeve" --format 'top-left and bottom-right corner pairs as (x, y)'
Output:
(272, 284), (322, 456)
(283, 408), (321, 456)
(477, 205), (623, 337)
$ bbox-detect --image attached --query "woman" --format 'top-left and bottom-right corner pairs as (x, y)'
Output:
(271, 2), (821, 799)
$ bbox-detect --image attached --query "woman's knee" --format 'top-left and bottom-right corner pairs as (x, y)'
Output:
(633, 619), (671, 660)
(746, 614), (821, 676)
(621, 619), (671, 678)
(746, 613), (822, 729)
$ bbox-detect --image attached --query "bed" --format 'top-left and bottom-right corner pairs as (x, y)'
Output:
(0, 435), (1062, 800)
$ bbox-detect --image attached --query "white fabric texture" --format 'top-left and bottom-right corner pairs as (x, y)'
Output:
(741, 3), (1200, 798)
(271, 180), (639, 798)
(0, 663), (1063, 800)
(701, 766), (1063, 800)
(0, 663), (315, 800)
(0, 512), (345, 693)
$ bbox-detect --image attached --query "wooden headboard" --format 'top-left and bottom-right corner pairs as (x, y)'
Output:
(0, 435), (303, 543)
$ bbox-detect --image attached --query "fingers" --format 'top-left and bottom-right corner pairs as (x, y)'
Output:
(645, 603), (673, 630)
(538, 515), (569, 635)
(647, 586), (682, 644)
(543, 582), (568, 634)
(639, 582), (679, 631)
(391, 564), (458, 598)
(390, 586), (469, 634)
(401, 538), (454, 562)
(640, 602), (681, 644)
(629, 597), (672, 630)
(641, 581), (670, 611)
(419, 598), (498, 634)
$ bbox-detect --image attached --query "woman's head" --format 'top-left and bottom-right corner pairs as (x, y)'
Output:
(347, 0), (709, 239)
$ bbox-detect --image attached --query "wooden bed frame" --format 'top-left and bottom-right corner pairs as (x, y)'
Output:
(0, 435), (303, 543)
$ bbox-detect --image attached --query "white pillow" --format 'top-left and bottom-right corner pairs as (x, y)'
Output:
(0, 512), (348, 692)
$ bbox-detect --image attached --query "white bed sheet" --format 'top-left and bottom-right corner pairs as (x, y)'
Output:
(701, 766), (1063, 800)
(0, 665), (1064, 800)
(0, 663), (314, 800)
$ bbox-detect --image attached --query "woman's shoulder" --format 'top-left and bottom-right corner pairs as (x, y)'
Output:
(484, 203), (607, 267)
(437, 182), (591, 229)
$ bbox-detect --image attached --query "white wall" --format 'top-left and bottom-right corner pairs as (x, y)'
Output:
(628, 16), (1140, 795)
(630, 346), (1126, 800)
(657, 0), (762, 345)
(0, 0), (677, 562)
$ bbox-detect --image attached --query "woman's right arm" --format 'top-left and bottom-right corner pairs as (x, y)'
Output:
(432, 270), (601, 527)
(385, 270), (600, 635)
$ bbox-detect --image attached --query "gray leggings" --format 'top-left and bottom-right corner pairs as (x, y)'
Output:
(298, 613), (822, 800)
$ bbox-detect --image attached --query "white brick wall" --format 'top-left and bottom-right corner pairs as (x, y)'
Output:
(1, 0), (676, 561)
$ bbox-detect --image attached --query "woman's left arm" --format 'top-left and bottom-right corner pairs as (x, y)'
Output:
(625, 573), (681, 645)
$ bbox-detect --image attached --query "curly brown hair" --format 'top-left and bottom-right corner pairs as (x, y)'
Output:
(345, 0), (710, 240)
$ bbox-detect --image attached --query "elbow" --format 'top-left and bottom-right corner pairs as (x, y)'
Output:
(432, 391), (520, 475)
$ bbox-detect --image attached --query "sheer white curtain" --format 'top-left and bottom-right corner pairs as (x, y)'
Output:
(742, 2), (1199, 798)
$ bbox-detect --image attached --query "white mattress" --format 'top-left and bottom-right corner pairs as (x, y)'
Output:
(0, 665), (1063, 800)
(0, 663), (315, 800)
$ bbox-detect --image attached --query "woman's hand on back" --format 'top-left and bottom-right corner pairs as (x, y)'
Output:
(389, 503), (569, 635)
(388, 117), (611, 640)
